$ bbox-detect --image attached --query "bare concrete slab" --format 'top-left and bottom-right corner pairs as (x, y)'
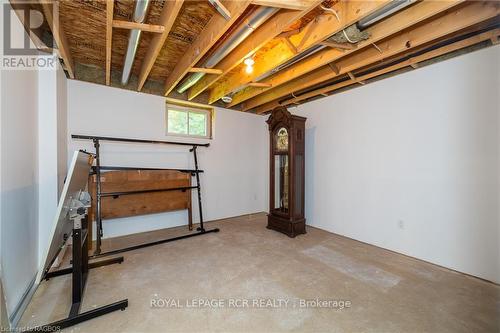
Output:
(18, 214), (500, 332)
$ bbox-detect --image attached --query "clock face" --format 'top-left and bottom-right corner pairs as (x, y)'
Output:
(276, 127), (288, 151)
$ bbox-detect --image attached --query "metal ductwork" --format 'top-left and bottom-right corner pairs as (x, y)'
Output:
(357, 0), (416, 30)
(176, 6), (279, 94)
(121, 0), (151, 86)
(233, 0), (416, 94)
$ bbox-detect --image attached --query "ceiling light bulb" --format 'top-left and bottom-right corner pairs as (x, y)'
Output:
(245, 65), (254, 74)
(244, 57), (255, 66)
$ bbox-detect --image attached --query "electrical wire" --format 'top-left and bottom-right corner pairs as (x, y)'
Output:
(320, 5), (359, 44)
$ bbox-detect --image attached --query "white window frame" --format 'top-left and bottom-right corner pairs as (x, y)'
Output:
(165, 103), (212, 139)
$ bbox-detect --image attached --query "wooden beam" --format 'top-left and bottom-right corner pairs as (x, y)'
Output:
(230, 0), (465, 109)
(275, 28), (500, 110)
(189, 68), (223, 74)
(240, 0), (482, 111)
(163, 1), (252, 95)
(320, 41), (357, 50)
(277, 28), (301, 39)
(112, 20), (165, 33)
(165, 97), (214, 111)
(283, 37), (298, 54)
(137, 0), (184, 91)
(209, 0), (391, 105)
(187, 0), (325, 101)
(209, 0), (231, 20)
(106, 0), (114, 85)
(248, 82), (273, 88)
(250, 0), (318, 11)
(40, 0), (74, 78)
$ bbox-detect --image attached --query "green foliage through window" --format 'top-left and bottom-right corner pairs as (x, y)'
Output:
(188, 112), (207, 137)
(167, 107), (210, 138)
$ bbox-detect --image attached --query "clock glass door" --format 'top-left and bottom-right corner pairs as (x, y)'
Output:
(273, 127), (289, 215)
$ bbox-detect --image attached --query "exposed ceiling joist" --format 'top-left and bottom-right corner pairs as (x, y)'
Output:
(105, 0), (113, 85)
(189, 68), (223, 74)
(137, 0), (184, 91)
(210, 0), (391, 105)
(250, 0), (319, 11)
(252, 3), (500, 113)
(320, 40), (357, 50)
(278, 28), (500, 108)
(112, 20), (165, 34)
(248, 82), (273, 88)
(186, 0), (324, 101)
(40, 0), (74, 78)
(163, 1), (252, 96)
(233, 0), (465, 109)
(209, 0), (232, 20)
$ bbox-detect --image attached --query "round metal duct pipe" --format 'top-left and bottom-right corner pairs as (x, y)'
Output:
(121, 0), (152, 86)
(176, 6), (279, 94)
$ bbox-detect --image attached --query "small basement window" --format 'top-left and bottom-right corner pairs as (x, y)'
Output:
(166, 103), (212, 139)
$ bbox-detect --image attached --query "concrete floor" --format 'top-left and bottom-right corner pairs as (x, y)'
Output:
(20, 213), (499, 332)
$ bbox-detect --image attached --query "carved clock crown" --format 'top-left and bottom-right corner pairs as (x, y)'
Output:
(266, 106), (292, 129)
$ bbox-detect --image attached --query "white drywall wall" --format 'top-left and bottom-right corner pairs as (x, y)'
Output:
(67, 80), (268, 238)
(0, 3), (39, 316)
(37, 63), (68, 266)
(0, 1), (68, 319)
(291, 46), (500, 283)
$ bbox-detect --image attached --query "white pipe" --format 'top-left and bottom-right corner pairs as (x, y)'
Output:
(176, 6), (279, 94)
(121, 0), (151, 85)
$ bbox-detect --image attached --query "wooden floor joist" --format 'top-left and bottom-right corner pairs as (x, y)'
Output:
(245, 1), (499, 112)
(112, 20), (165, 34)
(105, 0), (114, 85)
(232, 0), (465, 109)
(40, 0), (74, 78)
(163, 1), (252, 96)
(208, 0), (391, 105)
(188, 68), (224, 75)
(274, 28), (500, 110)
(137, 0), (184, 92)
(186, 0), (324, 101)
(251, 0), (319, 11)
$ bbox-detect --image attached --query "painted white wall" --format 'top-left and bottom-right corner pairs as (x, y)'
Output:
(0, 2), (39, 316)
(0, 1), (68, 319)
(37, 64), (68, 266)
(67, 80), (268, 238)
(291, 46), (500, 283)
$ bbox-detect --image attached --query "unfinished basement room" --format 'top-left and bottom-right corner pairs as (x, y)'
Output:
(0, 0), (499, 332)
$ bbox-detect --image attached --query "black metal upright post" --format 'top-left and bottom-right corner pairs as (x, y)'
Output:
(190, 146), (205, 232)
(93, 138), (103, 254)
(27, 214), (128, 332)
(69, 134), (220, 259)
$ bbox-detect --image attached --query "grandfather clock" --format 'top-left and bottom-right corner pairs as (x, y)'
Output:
(267, 107), (306, 237)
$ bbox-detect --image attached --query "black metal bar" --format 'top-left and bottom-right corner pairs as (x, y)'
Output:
(44, 257), (124, 280)
(72, 228), (83, 314)
(190, 146), (205, 232)
(92, 166), (204, 174)
(89, 228), (220, 259)
(101, 186), (198, 198)
(93, 139), (103, 255)
(24, 300), (128, 332)
(72, 134), (210, 147)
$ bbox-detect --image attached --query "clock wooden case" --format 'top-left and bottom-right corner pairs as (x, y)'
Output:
(266, 107), (306, 238)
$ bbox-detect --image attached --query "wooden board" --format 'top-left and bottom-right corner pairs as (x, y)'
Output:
(88, 169), (193, 246)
